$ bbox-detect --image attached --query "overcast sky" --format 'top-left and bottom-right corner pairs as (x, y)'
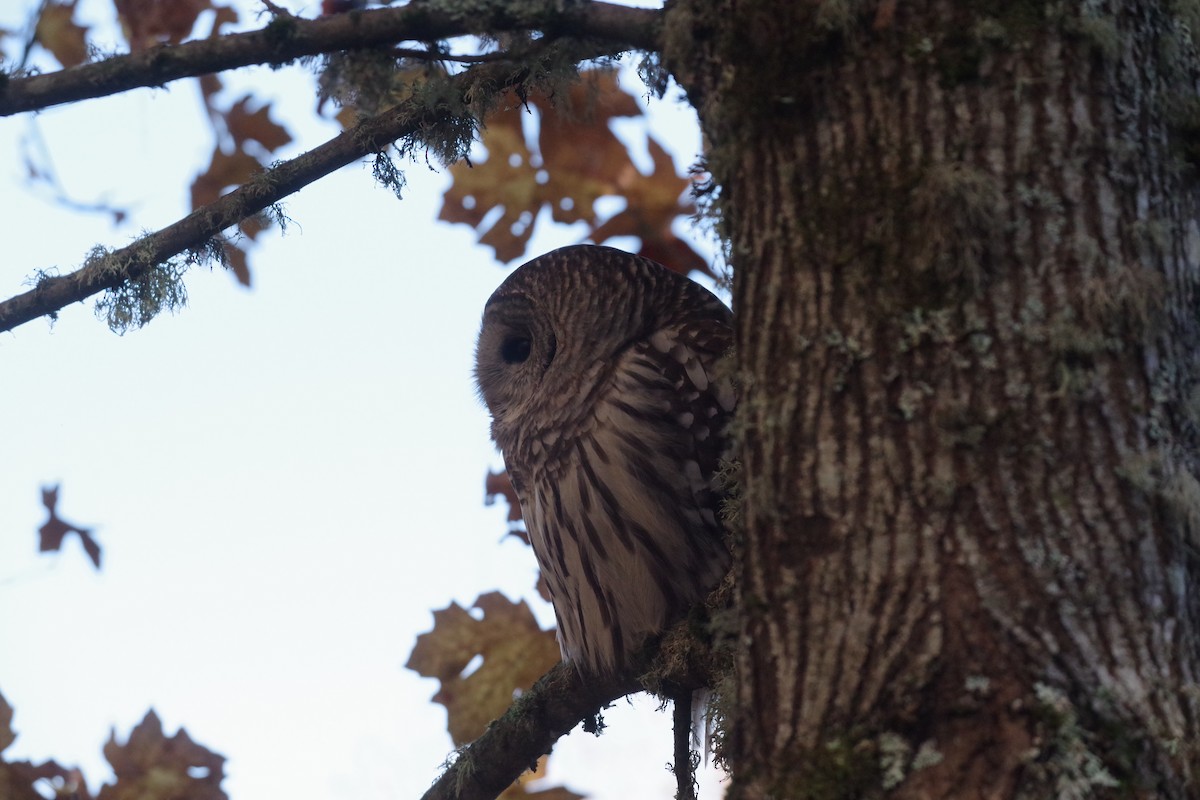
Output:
(0, 2), (727, 798)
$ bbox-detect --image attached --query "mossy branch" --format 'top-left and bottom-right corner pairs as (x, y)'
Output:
(420, 605), (721, 800)
(0, 0), (660, 117)
(420, 574), (730, 800)
(0, 40), (620, 333)
(420, 663), (639, 800)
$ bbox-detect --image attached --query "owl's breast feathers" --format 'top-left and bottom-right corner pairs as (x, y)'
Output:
(519, 317), (735, 673)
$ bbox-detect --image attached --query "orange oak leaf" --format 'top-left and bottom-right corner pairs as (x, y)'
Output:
(439, 104), (541, 262)
(534, 72), (642, 225)
(589, 136), (712, 278)
(34, 0), (89, 68)
(406, 592), (560, 745)
(440, 70), (709, 272)
(97, 710), (226, 800)
(440, 72), (650, 262)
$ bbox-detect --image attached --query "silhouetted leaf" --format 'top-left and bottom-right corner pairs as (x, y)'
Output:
(190, 147), (262, 210)
(38, 485), (101, 569)
(0, 690), (82, 800)
(34, 0), (89, 68)
(485, 469), (524, 524)
(225, 97), (293, 152)
(97, 710), (226, 800)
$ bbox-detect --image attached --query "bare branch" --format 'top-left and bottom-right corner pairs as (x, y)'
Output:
(0, 1), (661, 116)
(0, 39), (624, 333)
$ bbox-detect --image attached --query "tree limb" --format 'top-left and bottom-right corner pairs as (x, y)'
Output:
(420, 597), (727, 800)
(0, 1), (660, 117)
(0, 39), (625, 333)
(420, 663), (640, 800)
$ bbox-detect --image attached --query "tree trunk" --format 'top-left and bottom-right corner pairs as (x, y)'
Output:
(667, 1), (1200, 796)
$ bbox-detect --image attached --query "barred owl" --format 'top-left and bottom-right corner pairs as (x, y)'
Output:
(475, 245), (734, 676)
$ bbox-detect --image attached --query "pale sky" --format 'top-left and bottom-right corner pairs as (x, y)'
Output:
(0, 2), (726, 798)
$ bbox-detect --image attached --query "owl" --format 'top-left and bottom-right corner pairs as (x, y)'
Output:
(475, 245), (734, 676)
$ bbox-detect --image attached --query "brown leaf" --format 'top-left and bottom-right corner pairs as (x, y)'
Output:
(439, 105), (540, 263)
(225, 97), (293, 153)
(190, 147), (262, 210)
(0, 760), (78, 800)
(207, 4), (239, 35)
(535, 71), (643, 225)
(440, 69), (709, 266)
(0, 691), (81, 800)
(440, 72), (652, 261)
(496, 756), (584, 800)
(406, 592), (560, 745)
(35, 1), (89, 68)
(38, 485), (101, 569)
(198, 73), (223, 105)
(484, 469), (523, 524)
(590, 136), (689, 240)
(223, 241), (251, 287)
(588, 135), (716, 278)
(334, 105), (359, 130)
(97, 710), (226, 800)
(0, 691), (14, 754)
(238, 214), (268, 241)
(113, 0), (227, 52)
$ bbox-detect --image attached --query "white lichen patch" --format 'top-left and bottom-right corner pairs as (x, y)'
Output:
(1020, 683), (1121, 800)
(877, 731), (912, 790)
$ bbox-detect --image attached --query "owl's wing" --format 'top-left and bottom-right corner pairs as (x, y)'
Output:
(583, 316), (735, 606)
(646, 316), (735, 495)
(518, 315), (735, 674)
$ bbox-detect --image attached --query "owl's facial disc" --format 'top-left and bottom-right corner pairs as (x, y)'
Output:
(475, 295), (559, 423)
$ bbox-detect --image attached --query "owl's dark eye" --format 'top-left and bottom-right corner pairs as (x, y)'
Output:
(501, 336), (533, 364)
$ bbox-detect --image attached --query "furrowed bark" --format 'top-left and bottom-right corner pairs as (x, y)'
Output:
(668, 0), (1200, 796)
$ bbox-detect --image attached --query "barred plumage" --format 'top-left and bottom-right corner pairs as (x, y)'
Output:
(475, 245), (733, 675)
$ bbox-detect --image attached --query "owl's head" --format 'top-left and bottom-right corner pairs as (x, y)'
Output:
(474, 245), (727, 446)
